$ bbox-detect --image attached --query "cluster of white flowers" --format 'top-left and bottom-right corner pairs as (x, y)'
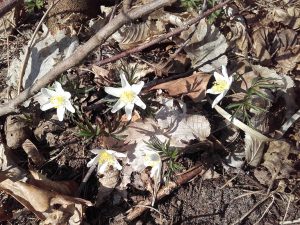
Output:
(36, 65), (232, 182)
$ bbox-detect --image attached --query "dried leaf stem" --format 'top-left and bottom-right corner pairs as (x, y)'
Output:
(0, 0), (176, 116)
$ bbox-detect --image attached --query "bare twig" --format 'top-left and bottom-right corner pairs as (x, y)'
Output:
(125, 164), (205, 221)
(96, 0), (232, 67)
(230, 194), (271, 225)
(0, 0), (176, 116)
(17, 0), (61, 94)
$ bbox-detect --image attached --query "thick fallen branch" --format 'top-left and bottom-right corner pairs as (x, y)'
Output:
(125, 164), (205, 222)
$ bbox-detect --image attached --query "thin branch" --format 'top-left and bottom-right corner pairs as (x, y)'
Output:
(125, 164), (205, 221)
(96, 0), (232, 66)
(0, 0), (176, 116)
(17, 0), (61, 94)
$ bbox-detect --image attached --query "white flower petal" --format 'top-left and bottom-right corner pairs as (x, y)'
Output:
(228, 75), (233, 86)
(111, 99), (126, 113)
(131, 81), (144, 94)
(211, 92), (226, 108)
(87, 155), (99, 167)
(120, 73), (130, 87)
(114, 160), (123, 170)
(206, 88), (221, 95)
(90, 149), (102, 155)
(222, 65), (229, 79)
(104, 87), (123, 97)
(213, 71), (225, 81)
(107, 150), (126, 158)
(54, 81), (64, 94)
(57, 106), (65, 121)
(98, 161), (109, 174)
(41, 88), (56, 97)
(40, 102), (54, 111)
(125, 103), (135, 120)
(134, 97), (146, 109)
(65, 100), (75, 113)
(63, 91), (71, 99)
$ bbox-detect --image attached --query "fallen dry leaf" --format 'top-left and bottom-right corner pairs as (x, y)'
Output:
(92, 65), (111, 85)
(111, 20), (165, 50)
(176, 19), (228, 72)
(0, 176), (91, 224)
(5, 115), (31, 149)
(252, 27), (271, 66)
(271, 7), (300, 30)
(150, 72), (210, 102)
(244, 133), (266, 167)
(22, 139), (46, 166)
(28, 170), (78, 196)
(96, 169), (120, 206)
(272, 29), (300, 73)
(7, 24), (79, 89)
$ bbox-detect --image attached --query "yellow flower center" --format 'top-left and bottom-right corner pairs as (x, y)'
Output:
(120, 90), (135, 103)
(144, 152), (160, 167)
(211, 80), (229, 93)
(50, 96), (65, 108)
(98, 151), (115, 165)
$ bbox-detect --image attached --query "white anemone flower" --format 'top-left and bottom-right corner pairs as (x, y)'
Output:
(206, 65), (233, 108)
(87, 149), (126, 174)
(131, 147), (162, 182)
(38, 81), (75, 121)
(104, 73), (146, 120)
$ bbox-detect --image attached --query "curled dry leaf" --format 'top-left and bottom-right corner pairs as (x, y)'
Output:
(92, 65), (111, 85)
(0, 143), (25, 179)
(28, 170), (78, 196)
(175, 19), (228, 72)
(111, 20), (165, 50)
(0, 175), (91, 224)
(244, 133), (266, 167)
(156, 99), (211, 144)
(252, 27), (271, 66)
(7, 25), (79, 89)
(272, 29), (300, 73)
(96, 169), (120, 206)
(22, 139), (46, 166)
(254, 140), (299, 186)
(228, 21), (249, 55)
(5, 115), (31, 149)
(150, 72), (210, 102)
(271, 7), (300, 30)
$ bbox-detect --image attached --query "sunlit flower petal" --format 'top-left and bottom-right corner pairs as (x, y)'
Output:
(206, 66), (233, 108)
(125, 103), (135, 120)
(111, 99), (126, 113)
(135, 97), (146, 109)
(37, 81), (75, 121)
(40, 102), (55, 111)
(104, 73), (146, 120)
(65, 101), (75, 113)
(87, 149), (126, 175)
(57, 107), (65, 121)
(104, 87), (123, 97)
(98, 162), (109, 174)
(132, 81), (144, 94)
